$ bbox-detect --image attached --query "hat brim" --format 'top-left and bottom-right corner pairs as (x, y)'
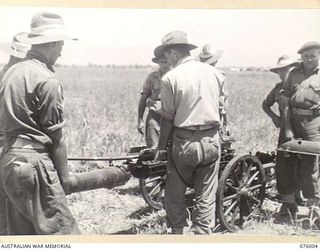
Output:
(270, 62), (299, 73)
(0, 43), (28, 59)
(199, 50), (223, 65)
(152, 57), (161, 63)
(16, 32), (78, 45)
(155, 43), (198, 57)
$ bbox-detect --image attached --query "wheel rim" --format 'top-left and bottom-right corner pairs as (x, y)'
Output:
(139, 175), (166, 210)
(217, 154), (266, 232)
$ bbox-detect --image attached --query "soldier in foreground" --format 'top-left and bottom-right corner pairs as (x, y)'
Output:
(155, 31), (222, 234)
(279, 41), (320, 223)
(0, 32), (30, 235)
(0, 12), (80, 234)
(137, 50), (169, 148)
(261, 55), (300, 209)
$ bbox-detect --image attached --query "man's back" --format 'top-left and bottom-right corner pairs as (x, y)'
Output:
(162, 56), (221, 128)
(0, 55), (64, 145)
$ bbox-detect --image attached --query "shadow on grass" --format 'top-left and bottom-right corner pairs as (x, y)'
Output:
(115, 185), (142, 196)
(129, 205), (158, 219)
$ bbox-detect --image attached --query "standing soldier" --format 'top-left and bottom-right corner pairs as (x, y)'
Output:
(198, 44), (228, 134)
(0, 32), (30, 235)
(137, 50), (169, 148)
(279, 41), (320, 223)
(155, 31), (222, 234)
(261, 55), (299, 212)
(0, 32), (31, 80)
(0, 12), (80, 234)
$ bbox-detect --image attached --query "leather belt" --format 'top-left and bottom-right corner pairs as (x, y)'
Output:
(178, 124), (219, 131)
(291, 107), (320, 116)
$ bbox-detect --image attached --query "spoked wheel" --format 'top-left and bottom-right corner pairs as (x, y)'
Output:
(217, 154), (266, 232)
(139, 175), (166, 210)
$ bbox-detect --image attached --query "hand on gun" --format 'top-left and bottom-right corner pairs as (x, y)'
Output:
(154, 148), (167, 161)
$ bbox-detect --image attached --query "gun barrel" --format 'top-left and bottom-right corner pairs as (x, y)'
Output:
(278, 139), (320, 156)
(68, 155), (138, 161)
(67, 166), (131, 194)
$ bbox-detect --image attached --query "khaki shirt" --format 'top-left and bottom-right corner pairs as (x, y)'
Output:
(141, 70), (162, 112)
(161, 56), (222, 128)
(0, 65), (9, 82)
(282, 63), (320, 110)
(0, 50), (65, 146)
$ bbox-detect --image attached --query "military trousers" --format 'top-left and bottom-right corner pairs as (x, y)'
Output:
(0, 143), (80, 235)
(276, 126), (300, 198)
(278, 114), (320, 199)
(145, 110), (161, 148)
(164, 126), (220, 234)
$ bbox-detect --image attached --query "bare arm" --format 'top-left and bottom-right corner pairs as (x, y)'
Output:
(278, 95), (294, 140)
(47, 128), (70, 194)
(262, 100), (280, 128)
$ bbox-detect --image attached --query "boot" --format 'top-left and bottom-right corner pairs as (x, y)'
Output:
(171, 227), (183, 234)
(274, 203), (298, 225)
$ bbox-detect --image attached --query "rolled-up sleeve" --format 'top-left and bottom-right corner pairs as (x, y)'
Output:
(160, 78), (175, 121)
(36, 77), (66, 133)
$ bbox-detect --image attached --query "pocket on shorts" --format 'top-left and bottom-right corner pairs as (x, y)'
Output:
(11, 161), (36, 190)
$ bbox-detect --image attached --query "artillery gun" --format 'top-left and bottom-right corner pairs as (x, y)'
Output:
(66, 134), (279, 233)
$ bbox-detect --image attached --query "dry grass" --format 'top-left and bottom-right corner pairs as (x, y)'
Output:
(55, 66), (319, 236)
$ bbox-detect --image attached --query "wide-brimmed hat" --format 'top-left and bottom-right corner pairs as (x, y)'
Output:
(270, 55), (299, 73)
(199, 44), (223, 65)
(152, 46), (166, 63)
(16, 12), (77, 45)
(0, 32), (31, 58)
(154, 30), (197, 57)
(297, 41), (320, 54)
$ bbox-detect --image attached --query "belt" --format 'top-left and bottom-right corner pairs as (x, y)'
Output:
(291, 107), (320, 116)
(178, 124), (219, 131)
(9, 137), (47, 151)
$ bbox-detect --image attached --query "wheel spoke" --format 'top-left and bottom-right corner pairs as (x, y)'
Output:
(225, 180), (238, 191)
(249, 195), (261, 204)
(223, 193), (237, 202)
(246, 170), (260, 186)
(155, 187), (164, 202)
(230, 205), (240, 225)
(224, 200), (238, 216)
(148, 181), (161, 196)
(145, 177), (161, 184)
(247, 183), (263, 191)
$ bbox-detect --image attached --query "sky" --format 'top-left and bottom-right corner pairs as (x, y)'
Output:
(0, 6), (319, 67)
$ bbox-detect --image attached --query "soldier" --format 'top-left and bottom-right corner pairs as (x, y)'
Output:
(279, 41), (320, 223)
(137, 50), (169, 148)
(198, 44), (228, 134)
(0, 32), (31, 81)
(154, 31), (222, 234)
(261, 55), (299, 210)
(0, 32), (30, 235)
(0, 12), (80, 234)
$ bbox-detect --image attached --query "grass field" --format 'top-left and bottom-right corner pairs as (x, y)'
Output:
(55, 66), (320, 236)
